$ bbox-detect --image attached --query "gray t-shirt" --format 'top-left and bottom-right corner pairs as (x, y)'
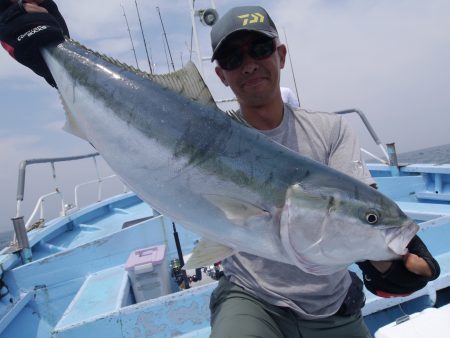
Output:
(223, 104), (375, 320)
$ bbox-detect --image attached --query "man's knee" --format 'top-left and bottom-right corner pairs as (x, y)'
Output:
(210, 278), (284, 338)
(210, 298), (283, 338)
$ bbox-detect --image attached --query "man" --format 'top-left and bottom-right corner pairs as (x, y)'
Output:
(0, 3), (440, 338)
(208, 6), (439, 338)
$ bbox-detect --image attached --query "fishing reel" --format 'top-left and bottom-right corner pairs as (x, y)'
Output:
(171, 258), (207, 289)
(171, 259), (224, 290)
(204, 262), (224, 280)
(171, 258), (189, 289)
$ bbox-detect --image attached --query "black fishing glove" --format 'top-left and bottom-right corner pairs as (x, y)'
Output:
(357, 235), (440, 298)
(0, 0), (69, 87)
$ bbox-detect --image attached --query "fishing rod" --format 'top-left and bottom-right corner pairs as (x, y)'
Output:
(189, 27), (193, 61)
(171, 222), (191, 289)
(283, 27), (301, 106)
(162, 34), (171, 73)
(121, 4), (139, 69)
(134, 0), (154, 74)
(156, 6), (176, 72)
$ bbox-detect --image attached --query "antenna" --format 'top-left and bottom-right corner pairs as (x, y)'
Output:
(283, 27), (301, 106)
(156, 6), (175, 72)
(121, 4), (139, 69)
(134, 0), (154, 74)
(187, 0), (218, 76)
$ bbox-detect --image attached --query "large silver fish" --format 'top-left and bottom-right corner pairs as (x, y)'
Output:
(41, 39), (418, 275)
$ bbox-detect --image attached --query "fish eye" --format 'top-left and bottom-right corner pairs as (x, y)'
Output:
(365, 210), (379, 224)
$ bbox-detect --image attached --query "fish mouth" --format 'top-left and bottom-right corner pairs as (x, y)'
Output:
(383, 220), (420, 255)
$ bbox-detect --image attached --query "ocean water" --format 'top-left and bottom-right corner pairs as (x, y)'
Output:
(0, 231), (13, 250)
(1, 144), (449, 250)
(396, 143), (450, 165)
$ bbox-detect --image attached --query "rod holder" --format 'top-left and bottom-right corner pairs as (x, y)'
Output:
(386, 143), (400, 177)
(12, 216), (32, 264)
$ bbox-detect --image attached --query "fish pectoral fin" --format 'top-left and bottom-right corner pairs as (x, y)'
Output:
(207, 195), (271, 227)
(184, 239), (234, 270)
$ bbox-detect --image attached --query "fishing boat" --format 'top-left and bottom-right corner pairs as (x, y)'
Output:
(1, 3), (449, 338)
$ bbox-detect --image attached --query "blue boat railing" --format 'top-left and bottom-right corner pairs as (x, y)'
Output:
(73, 174), (125, 211)
(335, 109), (390, 164)
(23, 190), (64, 230)
(12, 153), (127, 248)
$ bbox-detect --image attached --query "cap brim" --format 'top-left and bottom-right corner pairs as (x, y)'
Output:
(211, 29), (278, 62)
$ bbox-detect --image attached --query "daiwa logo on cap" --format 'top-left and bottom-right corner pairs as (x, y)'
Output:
(210, 6), (278, 61)
(237, 13), (265, 26)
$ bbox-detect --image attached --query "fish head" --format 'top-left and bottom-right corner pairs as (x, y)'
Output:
(350, 190), (419, 256)
(279, 183), (419, 275)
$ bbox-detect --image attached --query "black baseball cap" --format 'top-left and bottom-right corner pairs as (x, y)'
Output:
(210, 6), (278, 61)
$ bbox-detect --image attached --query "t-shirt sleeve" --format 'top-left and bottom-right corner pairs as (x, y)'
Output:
(328, 117), (376, 186)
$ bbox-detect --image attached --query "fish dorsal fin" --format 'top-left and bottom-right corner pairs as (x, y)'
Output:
(146, 61), (217, 108)
(226, 110), (251, 127)
(63, 40), (217, 109)
(184, 238), (234, 269)
(207, 194), (271, 227)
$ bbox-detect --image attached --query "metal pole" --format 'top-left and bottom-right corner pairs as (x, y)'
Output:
(121, 4), (140, 69)
(134, 0), (153, 74)
(12, 216), (32, 264)
(17, 153), (100, 203)
(335, 109), (389, 161)
(156, 6), (175, 72)
(187, 0), (203, 75)
(387, 143), (400, 176)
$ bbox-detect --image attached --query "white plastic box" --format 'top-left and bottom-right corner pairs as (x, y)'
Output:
(125, 244), (170, 302)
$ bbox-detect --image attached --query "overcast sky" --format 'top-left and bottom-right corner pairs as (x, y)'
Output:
(1, 0), (449, 233)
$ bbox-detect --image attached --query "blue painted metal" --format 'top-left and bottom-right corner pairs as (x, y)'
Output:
(0, 291), (33, 334)
(11, 216), (32, 264)
(386, 143), (400, 177)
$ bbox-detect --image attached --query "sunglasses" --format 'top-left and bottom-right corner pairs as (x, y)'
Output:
(216, 36), (277, 71)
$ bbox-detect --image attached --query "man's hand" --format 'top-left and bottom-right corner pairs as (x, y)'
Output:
(357, 235), (440, 298)
(370, 253), (432, 278)
(0, 0), (69, 87)
(403, 252), (433, 278)
(22, 2), (49, 14)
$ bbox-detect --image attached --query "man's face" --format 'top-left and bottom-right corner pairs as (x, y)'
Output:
(214, 32), (287, 107)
